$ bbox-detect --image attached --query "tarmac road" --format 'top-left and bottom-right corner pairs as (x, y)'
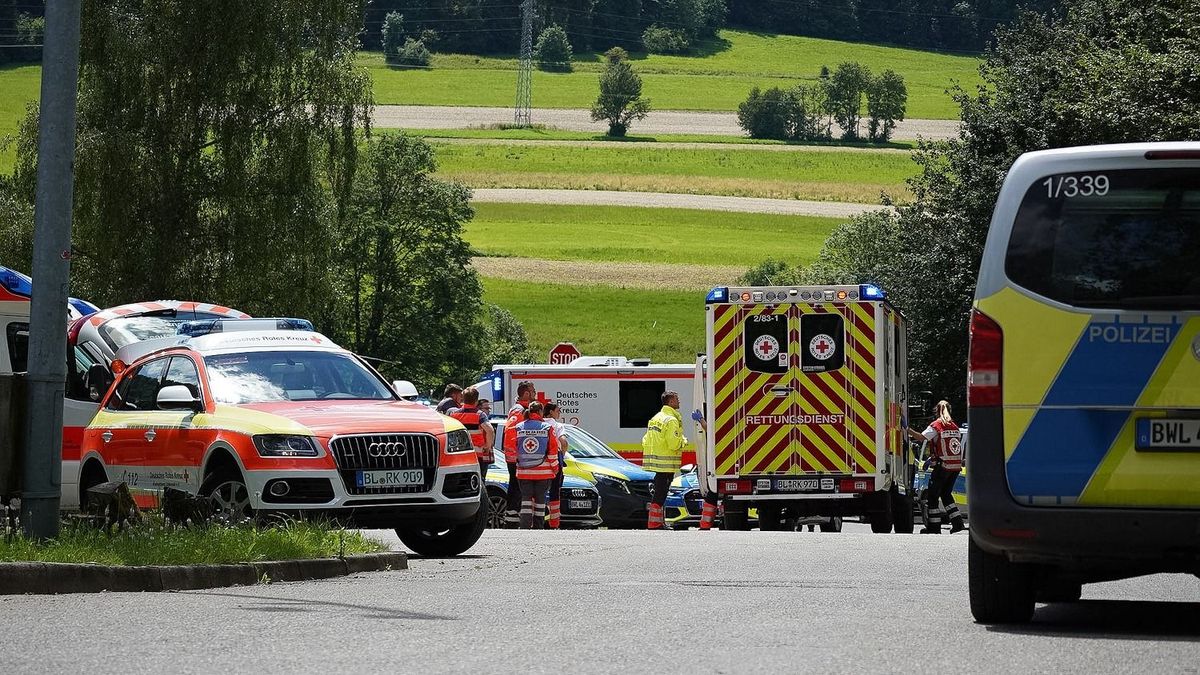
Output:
(373, 105), (959, 141)
(2, 527), (1198, 674)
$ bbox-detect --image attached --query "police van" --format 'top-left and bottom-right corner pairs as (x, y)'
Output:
(969, 143), (1200, 623)
(477, 357), (697, 465)
(695, 284), (915, 532)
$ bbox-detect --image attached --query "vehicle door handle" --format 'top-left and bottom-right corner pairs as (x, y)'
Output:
(101, 431), (113, 443)
(144, 430), (157, 442)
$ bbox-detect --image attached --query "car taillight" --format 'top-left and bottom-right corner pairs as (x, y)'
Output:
(721, 480), (753, 494)
(968, 308), (1002, 408)
(838, 478), (871, 493)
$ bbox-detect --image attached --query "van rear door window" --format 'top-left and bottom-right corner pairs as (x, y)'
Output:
(6, 322), (29, 373)
(1005, 168), (1200, 309)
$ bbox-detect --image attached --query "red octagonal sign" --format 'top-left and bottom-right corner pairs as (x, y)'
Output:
(548, 341), (581, 365)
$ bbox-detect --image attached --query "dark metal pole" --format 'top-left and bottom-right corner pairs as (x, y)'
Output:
(21, 0), (83, 539)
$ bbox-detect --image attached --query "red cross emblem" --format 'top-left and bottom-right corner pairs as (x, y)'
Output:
(522, 437), (540, 453)
(752, 335), (780, 361)
(809, 334), (835, 360)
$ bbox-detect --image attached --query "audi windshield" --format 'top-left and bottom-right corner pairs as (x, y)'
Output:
(205, 350), (394, 404)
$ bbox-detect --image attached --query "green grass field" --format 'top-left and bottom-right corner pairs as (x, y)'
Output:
(407, 127), (916, 149)
(468, 203), (838, 267)
(436, 142), (916, 202)
(483, 276), (705, 363)
(366, 30), (980, 119)
(0, 64), (38, 173)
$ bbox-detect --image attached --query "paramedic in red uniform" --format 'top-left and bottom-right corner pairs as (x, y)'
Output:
(514, 402), (561, 529)
(543, 401), (569, 529)
(907, 400), (966, 534)
(502, 381), (537, 527)
(448, 386), (494, 477)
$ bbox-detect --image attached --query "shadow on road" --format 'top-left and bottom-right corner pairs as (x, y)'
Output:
(189, 590), (457, 621)
(988, 600), (1200, 641)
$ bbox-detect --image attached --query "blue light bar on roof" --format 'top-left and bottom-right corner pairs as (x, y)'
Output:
(0, 267), (33, 298)
(177, 317), (315, 338)
(705, 287), (728, 304)
(69, 298), (100, 318)
(860, 284), (886, 300)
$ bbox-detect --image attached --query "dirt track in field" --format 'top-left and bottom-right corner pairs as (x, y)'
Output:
(472, 256), (745, 290)
(471, 188), (887, 218)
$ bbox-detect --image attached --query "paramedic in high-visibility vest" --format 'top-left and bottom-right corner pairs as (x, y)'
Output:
(907, 400), (966, 534)
(643, 391), (686, 530)
(543, 401), (569, 529)
(502, 381), (536, 528)
(448, 386), (494, 477)
(514, 401), (561, 529)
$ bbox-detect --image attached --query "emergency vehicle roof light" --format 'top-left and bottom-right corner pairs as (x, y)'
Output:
(705, 287), (728, 303)
(177, 317), (315, 337)
(0, 267), (33, 297)
(859, 284), (886, 300)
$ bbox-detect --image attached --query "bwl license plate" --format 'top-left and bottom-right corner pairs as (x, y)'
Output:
(356, 469), (424, 488)
(1137, 419), (1200, 451)
(568, 500), (594, 510)
(774, 478), (821, 492)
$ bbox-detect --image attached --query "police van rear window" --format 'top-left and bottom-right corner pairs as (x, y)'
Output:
(1005, 168), (1200, 310)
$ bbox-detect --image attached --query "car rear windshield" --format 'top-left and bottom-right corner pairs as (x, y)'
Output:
(1005, 168), (1200, 310)
(204, 350), (394, 404)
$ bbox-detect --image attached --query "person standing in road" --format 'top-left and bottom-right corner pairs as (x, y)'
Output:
(543, 401), (569, 529)
(436, 384), (464, 414)
(515, 402), (560, 529)
(907, 400), (966, 534)
(449, 386), (495, 478)
(690, 409), (722, 531)
(502, 381), (536, 528)
(642, 391), (686, 530)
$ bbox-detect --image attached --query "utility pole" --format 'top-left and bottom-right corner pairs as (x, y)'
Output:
(514, 0), (534, 127)
(22, 0), (83, 540)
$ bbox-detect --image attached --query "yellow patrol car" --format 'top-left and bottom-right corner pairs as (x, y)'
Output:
(968, 143), (1200, 623)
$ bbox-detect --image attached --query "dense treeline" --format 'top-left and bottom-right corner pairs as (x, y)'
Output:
(361, 0), (723, 54)
(727, 0), (1057, 53)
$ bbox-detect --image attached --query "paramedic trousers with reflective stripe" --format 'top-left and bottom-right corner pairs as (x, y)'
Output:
(925, 466), (963, 532)
(519, 479), (551, 529)
(505, 463), (522, 527)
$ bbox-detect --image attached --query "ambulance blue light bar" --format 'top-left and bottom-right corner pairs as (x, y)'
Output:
(859, 284), (886, 300)
(177, 318), (315, 337)
(706, 287), (729, 304)
(0, 267), (33, 298)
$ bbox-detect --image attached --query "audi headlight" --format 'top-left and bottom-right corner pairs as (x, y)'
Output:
(254, 435), (319, 458)
(446, 429), (474, 454)
(594, 474), (630, 494)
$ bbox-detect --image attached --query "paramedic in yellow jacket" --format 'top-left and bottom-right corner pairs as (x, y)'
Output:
(643, 390), (685, 530)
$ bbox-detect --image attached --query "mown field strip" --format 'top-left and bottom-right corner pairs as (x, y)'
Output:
(472, 188), (885, 218)
(482, 276), (705, 363)
(467, 203), (839, 267)
(428, 137), (909, 154)
(473, 257), (743, 291)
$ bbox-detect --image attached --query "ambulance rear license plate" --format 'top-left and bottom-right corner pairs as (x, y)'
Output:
(774, 478), (823, 492)
(1136, 419), (1200, 451)
(356, 469), (424, 488)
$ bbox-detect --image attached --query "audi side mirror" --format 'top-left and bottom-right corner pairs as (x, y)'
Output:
(86, 364), (114, 402)
(393, 379), (419, 399)
(157, 384), (204, 413)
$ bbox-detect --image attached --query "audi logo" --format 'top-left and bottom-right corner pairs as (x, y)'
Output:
(368, 441), (408, 458)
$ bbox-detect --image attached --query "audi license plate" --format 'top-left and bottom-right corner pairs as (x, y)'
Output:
(1137, 419), (1200, 451)
(568, 499), (594, 510)
(774, 478), (820, 492)
(356, 469), (424, 488)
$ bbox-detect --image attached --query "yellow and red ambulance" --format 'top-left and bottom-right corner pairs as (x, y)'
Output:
(81, 319), (486, 556)
(696, 284), (916, 532)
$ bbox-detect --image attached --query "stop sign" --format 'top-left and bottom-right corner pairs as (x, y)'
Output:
(548, 342), (581, 365)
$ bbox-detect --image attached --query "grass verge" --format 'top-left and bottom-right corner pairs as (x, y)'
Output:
(483, 276), (706, 363)
(437, 143), (914, 202)
(468, 203), (839, 267)
(366, 30), (980, 119)
(0, 518), (388, 566)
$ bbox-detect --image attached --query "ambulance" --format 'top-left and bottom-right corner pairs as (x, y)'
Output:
(478, 357), (697, 464)
(695, 284), (916, 532)
(968, 143), (1200, 623)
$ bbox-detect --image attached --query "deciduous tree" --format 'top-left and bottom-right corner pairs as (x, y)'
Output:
(590, 47), (651, 137)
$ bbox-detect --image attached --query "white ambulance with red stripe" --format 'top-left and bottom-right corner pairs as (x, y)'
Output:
(696, 284), (916, 532)
(478, 357), (697, 465)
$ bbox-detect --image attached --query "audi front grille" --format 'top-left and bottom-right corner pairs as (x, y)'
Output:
(330, 433), (440, 495)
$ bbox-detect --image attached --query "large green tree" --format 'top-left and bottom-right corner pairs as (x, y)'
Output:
(9, 0), (372, 317)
